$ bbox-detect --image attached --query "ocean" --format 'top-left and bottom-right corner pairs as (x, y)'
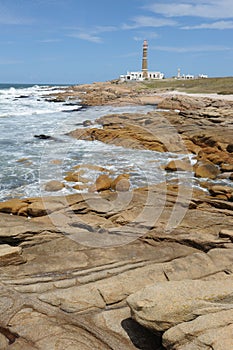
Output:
(0, 83), (197, 202)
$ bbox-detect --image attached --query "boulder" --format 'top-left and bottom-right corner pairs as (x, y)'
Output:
(220, 163), (233, 172)
(194, 160), (220, 179)
(111, 174), (130, 192)
(34, 134), (53, 140)
(163, 309), (233, 350)
(83, 120), (93, 127)
(95, 174), (112, 192)
(164, 159), (192, 172)
(209, 185), (233, 200)
(0, 198), (28, 215)
(226, 143), (233, 153)
(64, 172), (81, 182)
(157, 95), (206, 111)
(44, 180), (65, 192)
(73, 184), (88, 191)
(127, 279), (233, 333)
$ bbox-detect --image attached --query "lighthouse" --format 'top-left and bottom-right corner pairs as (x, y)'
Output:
(119, 40), (164, 81)
(142, 40), (148, 79)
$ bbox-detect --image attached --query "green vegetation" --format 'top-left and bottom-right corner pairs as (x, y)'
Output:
(141, 76), (233, 94)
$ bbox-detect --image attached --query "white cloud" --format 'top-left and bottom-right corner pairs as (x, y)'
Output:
(145, 0), (233, 19)
(94, 26), (118, 33)
(133, 32), (159, 41)
(154, 45), (232, 53)
(183, 20), (233, 30)
(66, 25), (117, 43)
(38, 39), (61, 43)
(69, 32), (103, 43)
(122, 16), (177, 29)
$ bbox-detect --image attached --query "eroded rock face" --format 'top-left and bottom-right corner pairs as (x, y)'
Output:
(127, 279), (233, 350)
(0, 178), (232, 349)
(127, 279), (233, 332)
(157, 94), (207, 111)
(163, 309), (233, 350)
(0, 244), (24, 266)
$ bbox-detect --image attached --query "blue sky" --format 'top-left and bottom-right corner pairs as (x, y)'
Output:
(0, 0), (232, 84)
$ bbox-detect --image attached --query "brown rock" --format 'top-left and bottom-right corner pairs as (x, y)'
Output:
(0, 198), (28, 215)
(44, 180), (65, 192)
(164, 159), (192, 172)
(209, 185), (233, 201)
(194, 161), (220, 179)
(95, 174), (112, 192)
(27, 200), (48, 217)
(127, 279), (233, 333)
(64, 172), (80, 182)
(0, 244), (24, 266)
(163, 309), (233, 350)
(111, 174), (130, 192)
(221, 163), (233, 172)
(157, 95), (206, 111)
(73, 184), (88, 191)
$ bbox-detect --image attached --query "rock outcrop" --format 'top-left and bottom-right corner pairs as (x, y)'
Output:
(0, 179), (232, 348)
(127, 279), (233, 350)
(0, 84), (233, 349)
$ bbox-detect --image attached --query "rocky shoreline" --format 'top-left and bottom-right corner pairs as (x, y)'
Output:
(0, 81), (232, 350)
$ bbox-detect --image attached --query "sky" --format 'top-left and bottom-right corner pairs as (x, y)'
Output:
(0, 0), (232, 84)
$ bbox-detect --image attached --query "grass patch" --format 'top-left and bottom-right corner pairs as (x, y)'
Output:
(140, 76), (233, 94)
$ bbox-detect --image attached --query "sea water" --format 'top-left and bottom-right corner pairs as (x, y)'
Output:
(0, 84), (196, 202)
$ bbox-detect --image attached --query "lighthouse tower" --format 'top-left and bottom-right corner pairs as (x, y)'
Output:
(142, 40), (148, 79)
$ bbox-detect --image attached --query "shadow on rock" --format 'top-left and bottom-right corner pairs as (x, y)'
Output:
(121, 318), (165, 350)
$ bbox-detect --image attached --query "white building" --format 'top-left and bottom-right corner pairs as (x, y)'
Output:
(176, 68), (208, 80)
(120, 70), (164, 82)
(198, 74), (208, 79)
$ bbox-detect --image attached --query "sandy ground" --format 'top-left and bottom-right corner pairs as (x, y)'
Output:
(163, 90), (233, 101)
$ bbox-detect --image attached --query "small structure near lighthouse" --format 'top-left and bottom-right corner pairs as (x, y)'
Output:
(120, 40), (164, 82)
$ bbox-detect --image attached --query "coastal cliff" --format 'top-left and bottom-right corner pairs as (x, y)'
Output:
(0, 80), (232, 350)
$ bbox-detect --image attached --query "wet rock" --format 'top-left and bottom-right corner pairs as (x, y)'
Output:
(83, 119), (93, 127)
(164, 159), (192, 172)
(44, 180), (65, 192)
(95, 174), (112, 192)
(226, 143), (233, 153)
(194, 160), (220, 179)
(73, 184), (88, 191)
(111, 174), (131, 192)
(34, 134), (53, 140)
